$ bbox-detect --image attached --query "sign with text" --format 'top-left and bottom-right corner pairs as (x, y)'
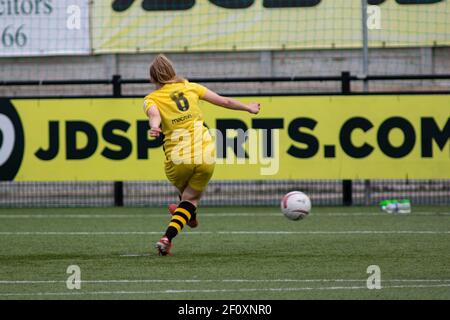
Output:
(1, 95), (449, 181)
(92, 0), (450, 53)
(0, 0), (90, 57)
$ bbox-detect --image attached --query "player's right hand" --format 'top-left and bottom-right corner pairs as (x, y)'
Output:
(247, 103), (261, 114)
(148, 127), (162, 137)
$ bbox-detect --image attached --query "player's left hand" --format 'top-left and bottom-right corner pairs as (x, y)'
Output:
(247, 102), (261, 114)
(149, 127), (162, 137)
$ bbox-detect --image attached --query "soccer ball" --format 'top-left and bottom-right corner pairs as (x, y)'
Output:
(281, 191), (311, 220)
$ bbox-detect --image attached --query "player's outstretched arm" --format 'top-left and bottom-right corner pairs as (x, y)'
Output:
(202, 89), (261, 114)
(146, 105), (162, 137)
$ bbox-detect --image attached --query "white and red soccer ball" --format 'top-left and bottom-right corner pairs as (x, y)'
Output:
(281, 191), (312, 220)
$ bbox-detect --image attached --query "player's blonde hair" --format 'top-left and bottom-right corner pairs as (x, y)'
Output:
(150, 54), (184, 85)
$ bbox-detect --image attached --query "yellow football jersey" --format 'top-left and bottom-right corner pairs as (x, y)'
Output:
(143, 80), (213, 162)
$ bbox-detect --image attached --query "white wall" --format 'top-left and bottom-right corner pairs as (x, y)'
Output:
(1, 47), (449, 97)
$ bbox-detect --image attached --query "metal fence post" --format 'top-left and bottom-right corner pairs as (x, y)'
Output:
(341, 71), (353, 206)
(341, 71), (351, 94)
(361, 0), (369, 92)
(112, 74), (124, 206)
(112, 74), (122, 97)
(114, 182), (124, 207)
(343, 180), (353, 206)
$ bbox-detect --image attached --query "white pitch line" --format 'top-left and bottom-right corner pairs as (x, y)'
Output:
(0, 230), (449, 236)
(1, 284), (450, 297)
(0, 213), (281, 219)
(0, 232), (164, 235)
(1, 279), (450, 285)
(0, 214), (154, 219)
(0, 212), (448, 219)
(119, 253), (153, 257)
(0, 212), (282, 219)
(218, 231), (450, 235)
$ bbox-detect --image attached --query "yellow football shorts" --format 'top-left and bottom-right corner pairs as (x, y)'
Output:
(165, 161), (215, 192)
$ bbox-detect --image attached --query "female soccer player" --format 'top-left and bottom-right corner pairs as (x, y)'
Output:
(144, 54), (261, 256)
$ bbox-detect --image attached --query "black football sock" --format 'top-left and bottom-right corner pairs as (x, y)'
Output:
(165, 201), (197, 241)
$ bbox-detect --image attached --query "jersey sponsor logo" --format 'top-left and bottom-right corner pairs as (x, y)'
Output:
(0, 99), (24, 181)
(172, 114), (193, 125)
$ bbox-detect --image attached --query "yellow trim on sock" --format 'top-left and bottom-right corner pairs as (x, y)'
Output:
(172, 215), (187, 226)
(169, 221), (182, 232)
(175, 207), (192, 220)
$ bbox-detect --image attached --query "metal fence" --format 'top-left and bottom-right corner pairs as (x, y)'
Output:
(2, 72), (450, 98)
(1, 179), (449, 208)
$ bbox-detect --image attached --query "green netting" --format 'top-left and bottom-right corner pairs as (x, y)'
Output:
(0, 0), (449, 92)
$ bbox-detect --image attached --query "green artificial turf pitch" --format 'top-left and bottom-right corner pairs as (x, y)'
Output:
(0, 206), (449, 300)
